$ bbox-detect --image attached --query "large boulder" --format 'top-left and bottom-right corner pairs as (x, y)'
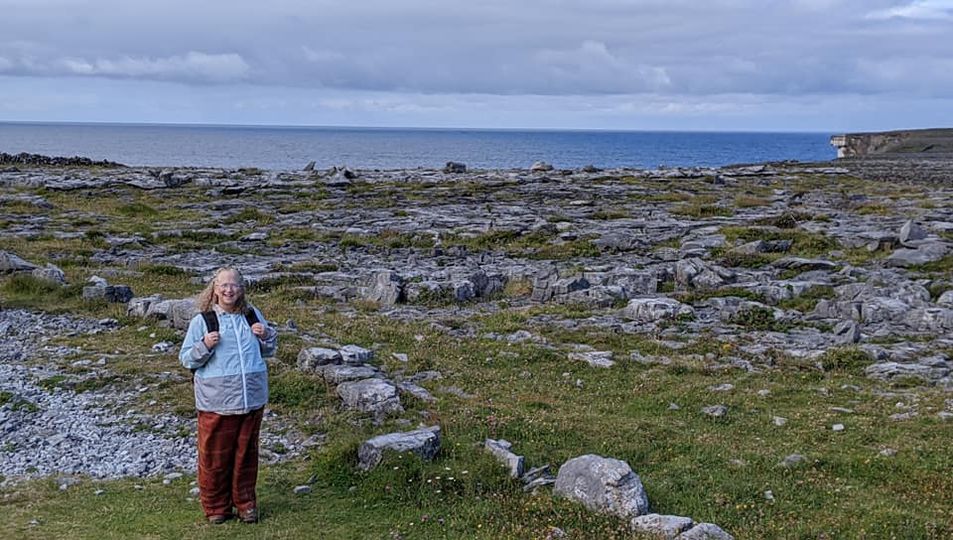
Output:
(357, 425), (441, 471)
(337, 378), (403, 416)
(553, 454), (649, 519)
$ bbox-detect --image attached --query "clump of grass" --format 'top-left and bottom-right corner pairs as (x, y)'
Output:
(502, 277), (533, 298)
(778, 285), (836, 312)
(268, 370), (326, 412)
(819, 346), (872, 373)
(116, 202), (159, 217)
(753, 211), (818, 229)
(729, 305), (786, 331)
(223, 207), (275, 225)
(139, 263), (190, 277)
(675, 287), (767, 305)
(672, 203), (734, 218)
(856, 202), (891, 216)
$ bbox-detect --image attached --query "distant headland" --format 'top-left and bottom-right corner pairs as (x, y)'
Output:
(830, 128), (953, 158)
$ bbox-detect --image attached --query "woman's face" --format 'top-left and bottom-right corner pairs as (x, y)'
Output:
(215, 270), (244, 311)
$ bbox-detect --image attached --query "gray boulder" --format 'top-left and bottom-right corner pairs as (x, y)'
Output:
(340, 344), (374, 364)
(126, 295), (163, 318)
(337, 378), (403, 415)
(358, 425), (441, 471)
(146, 298), (197, 330)
(484, 439), (525, 478)
(365, 270), (403, 305)
(531, 161), (554, 172)
(886, 243), (949, 267)
(677, 523), (734, 540)
(443, 161), (467, 173)
(31, 263), (66, 284)
(899, 219), (928, 245)
(553, 454), (649, 519)
(317, 364), (380, 384)
(622, 298), (694, 323)
(0, 251), (37, 273)
(297, 347), (342, 371)
(83, 284), (134, 303)
(568, 350), (615, 368)
(832, 320), (861, 345)
(630, 514), (695, 538)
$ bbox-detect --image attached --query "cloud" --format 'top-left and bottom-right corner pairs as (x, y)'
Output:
(866, 0), (953, 20)
(57, 52), (249, 82)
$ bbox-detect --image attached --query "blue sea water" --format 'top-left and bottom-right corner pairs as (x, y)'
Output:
(0, 122), (835, 170)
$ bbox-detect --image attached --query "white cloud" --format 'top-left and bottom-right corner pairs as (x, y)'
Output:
(867, 0), (953, 20)
(57, 52), (249, 82)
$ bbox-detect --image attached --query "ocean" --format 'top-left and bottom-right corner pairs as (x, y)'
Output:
(0, 122), (835, 170)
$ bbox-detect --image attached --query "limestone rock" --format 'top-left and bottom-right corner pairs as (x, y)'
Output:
(531, 161), (554, 172)
(340, 344), (374, 365)
(886, 243), (949, 267)
(297, 347), (343, 371)
(358, 426), (441, 471)
(316, 364), (380, 384)
(899, 219), (928, 245)
(676, 523), (734, 540)
(443, 161), (467, 173)
(622, 298), (694, 323)
(630, 514), (695, 538)
(0, 251), (37, 273)
(31, 263), (66, 284)
(484, 439), (525, 478)
(569, 350), (615, 368)
(365, 270), (403, 305)
(337, 378), (403, 415)
(83, 284), (133, 303)
(553, 454), (649, 519)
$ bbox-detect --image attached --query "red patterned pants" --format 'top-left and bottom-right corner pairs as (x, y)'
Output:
(197, 408), (263, 517)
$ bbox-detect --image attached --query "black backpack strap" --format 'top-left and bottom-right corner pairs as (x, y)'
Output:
(244, 308), (260, 327)
(201, 311), (219, 333)
(193, 311), (219, 379)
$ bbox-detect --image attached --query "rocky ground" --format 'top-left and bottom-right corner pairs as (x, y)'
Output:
(1, 156), (951, 537)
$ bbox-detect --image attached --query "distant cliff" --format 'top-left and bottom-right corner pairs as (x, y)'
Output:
(830, 128), (953, 158)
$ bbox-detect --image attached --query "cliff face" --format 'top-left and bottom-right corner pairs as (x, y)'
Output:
(831, 128), (953, 158)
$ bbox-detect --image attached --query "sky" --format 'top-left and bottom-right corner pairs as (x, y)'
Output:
(1, 0), (952, 131)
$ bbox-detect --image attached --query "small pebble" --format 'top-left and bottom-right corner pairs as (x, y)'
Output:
(293, 485), (312, 495)
(832, 424), (845, 432)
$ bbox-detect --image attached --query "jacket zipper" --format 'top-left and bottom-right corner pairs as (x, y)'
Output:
(231, 314), (249, 411)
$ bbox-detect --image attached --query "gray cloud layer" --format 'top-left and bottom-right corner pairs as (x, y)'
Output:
(1, 0), (952, 98)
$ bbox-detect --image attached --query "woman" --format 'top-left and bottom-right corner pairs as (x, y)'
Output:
(178, 267), (278, 524)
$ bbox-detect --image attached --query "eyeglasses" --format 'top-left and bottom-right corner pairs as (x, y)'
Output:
(216, 283), (242, 290)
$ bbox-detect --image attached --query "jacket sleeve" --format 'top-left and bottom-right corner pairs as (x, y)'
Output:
(179, 315), (213, 369)
(253, 307), (278, 358)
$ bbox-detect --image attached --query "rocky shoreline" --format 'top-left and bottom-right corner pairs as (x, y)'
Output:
(1, 154), (951, 535)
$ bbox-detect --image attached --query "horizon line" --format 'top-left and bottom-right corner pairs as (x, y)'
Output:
(0, 119), (838, 135)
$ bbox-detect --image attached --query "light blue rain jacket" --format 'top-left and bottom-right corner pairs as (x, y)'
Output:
(178, 304), (278, 414)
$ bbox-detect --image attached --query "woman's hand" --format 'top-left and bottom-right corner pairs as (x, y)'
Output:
(251, 322), (266, 338)
(203, 331), (220, 349)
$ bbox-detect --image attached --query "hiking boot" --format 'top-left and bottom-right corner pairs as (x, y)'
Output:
(208, 514), (231, 524)
(239, 507), (259, 524)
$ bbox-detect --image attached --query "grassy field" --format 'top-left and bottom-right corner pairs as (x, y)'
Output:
(1, 173), (952, 539)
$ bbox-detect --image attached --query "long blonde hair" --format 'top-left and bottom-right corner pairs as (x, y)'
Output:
(197, 266), (249, 313)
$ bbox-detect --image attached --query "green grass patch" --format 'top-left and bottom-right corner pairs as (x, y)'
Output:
(819, 347), (873, 374)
